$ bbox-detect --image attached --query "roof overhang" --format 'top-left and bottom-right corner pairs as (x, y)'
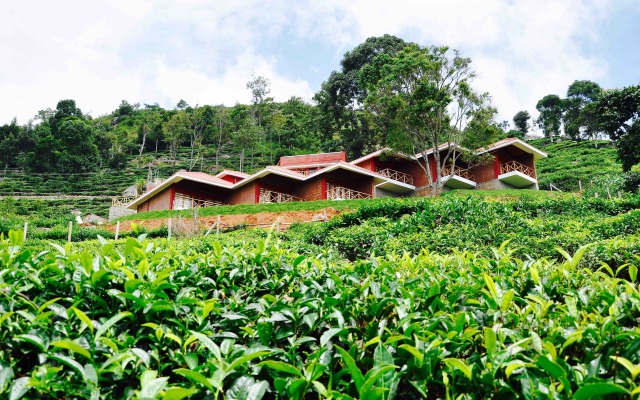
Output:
(498, 171), (538, 188)
(478, 138), (548, 160)
(126, 173), (232, 209)
(318, 162), (416, 192)
(232, 167), (306, 188)
(442, 175), (476, 189)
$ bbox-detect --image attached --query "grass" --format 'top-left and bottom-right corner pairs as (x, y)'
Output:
(116, 198), (398, 221)
(117, 189), (567, 222)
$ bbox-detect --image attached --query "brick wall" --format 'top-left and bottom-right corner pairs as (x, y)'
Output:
(293, 177), (324, 201)
(174, 181), (227, 203)
(355, 159), (375, 171)
(224, 182), (257, 205)
(471, 158), (496, 184)
(325, 169), (374, 196)
(141, 187), (171, 211)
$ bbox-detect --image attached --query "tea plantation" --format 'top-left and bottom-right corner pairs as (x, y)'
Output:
(2, 192), (640, 399)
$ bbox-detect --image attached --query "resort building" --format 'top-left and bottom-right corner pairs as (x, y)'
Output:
(125, 138), (547, 213)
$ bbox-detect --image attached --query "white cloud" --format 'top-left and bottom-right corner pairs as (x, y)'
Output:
(0, 0), (627, 126)
(316, 0), (614, 122)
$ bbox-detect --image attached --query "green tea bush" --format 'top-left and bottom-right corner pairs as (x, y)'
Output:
(3, 231), (640, 398)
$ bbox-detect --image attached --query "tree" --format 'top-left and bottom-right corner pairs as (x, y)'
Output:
(361, 44), (491, 195)
(211, 105), (231, 169)
(50, 99), (84, 135)
(512, 110), (531, 137)
(535, 94), (563, 138)
(163, 112), (189, 170)
(595, 85), (640, 171)
(230, 104), (259, 172)
(314, 35), (410, 158)
(56, 118), (99, 173)
(138, 108), (161, 156)
(0, 119), (22, 168)
(185, 106), (213, 171)
(563, 80), (603, 140)
(246, 75), (272, 162)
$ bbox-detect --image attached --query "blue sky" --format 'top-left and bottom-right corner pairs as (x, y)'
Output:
(1, 0), (639, 128)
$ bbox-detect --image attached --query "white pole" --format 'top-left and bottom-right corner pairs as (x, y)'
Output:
(216, 215), (221, 234)
(115, 221), (120, 240)
(578, 180), (582, 191)
(68, 221), (73, 242)
(23, 221), (28, 242)
(168, 218), (172, 239)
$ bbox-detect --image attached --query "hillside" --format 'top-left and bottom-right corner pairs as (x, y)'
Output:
(530, 138), (622, 191)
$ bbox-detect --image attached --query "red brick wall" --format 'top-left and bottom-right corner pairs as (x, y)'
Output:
(471, 158), (497, 184)
(355, 159), (375, 171)
(140, 187), (172, 211)
(293, 177), (324, 201)
(174, 181), (227, 203)
(325, 169), (374, 196)
(224, 182), (257, 205)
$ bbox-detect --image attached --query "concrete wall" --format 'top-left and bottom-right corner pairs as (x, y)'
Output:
(109, 206), (136, 221)
(374, 187), (402, 198)
(476, 178), (537, 190)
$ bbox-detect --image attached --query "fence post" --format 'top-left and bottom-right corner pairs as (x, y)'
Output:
(68, 221), (73, 243)
(549, 183), (552, 191)
(323, 209), (328, 222)
(578, 180), (582, 191)
(216, 215), (221, 234)
(168, 218), (172, 239)
(23, 221), (28, 242)
(607, 188), (611, 199)
(115, 221), (120, 240)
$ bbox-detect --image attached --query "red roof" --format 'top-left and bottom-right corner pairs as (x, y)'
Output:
(476, 138), (518, 152)
(214, 169), (250, 179)
(278, 152), (346, 167)
(177, 171), (233, 186)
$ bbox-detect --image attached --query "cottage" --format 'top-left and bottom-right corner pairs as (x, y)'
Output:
(125, 138), (546, 213)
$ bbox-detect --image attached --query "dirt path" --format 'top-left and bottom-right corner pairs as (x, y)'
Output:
(105, 207), (341, 233)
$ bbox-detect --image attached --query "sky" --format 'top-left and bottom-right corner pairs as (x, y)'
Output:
(1, 0), (639, 127)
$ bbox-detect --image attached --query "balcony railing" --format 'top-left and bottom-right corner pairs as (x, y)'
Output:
(112, 196), (136, 207)
(173, 193), (222, 210)
(376, 168), (414, 185)
(500, 160), (536, 179)
(327, 184), (371, 200)
(442, 165), (474, 181)
(259, 188), (301, 204)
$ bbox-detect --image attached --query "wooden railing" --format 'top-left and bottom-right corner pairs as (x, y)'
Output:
(112, 196), (136, 207)
(442, 165), (474, 181)
(327, 184), (371, 200)
(259, 188), (301, 203)
(376, 168), (414, 185)
(500, 160), (536, 179)
(173, 193), (222, 210)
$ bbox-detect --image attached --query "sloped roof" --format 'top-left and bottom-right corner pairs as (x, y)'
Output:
(127, 171), (232, 209)
(214, 169), (250, 179)
(278, 152), (346, 167)
(476, 138), (547, 160)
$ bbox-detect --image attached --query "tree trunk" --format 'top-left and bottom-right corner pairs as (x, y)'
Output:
(139, 128), (147, 156)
